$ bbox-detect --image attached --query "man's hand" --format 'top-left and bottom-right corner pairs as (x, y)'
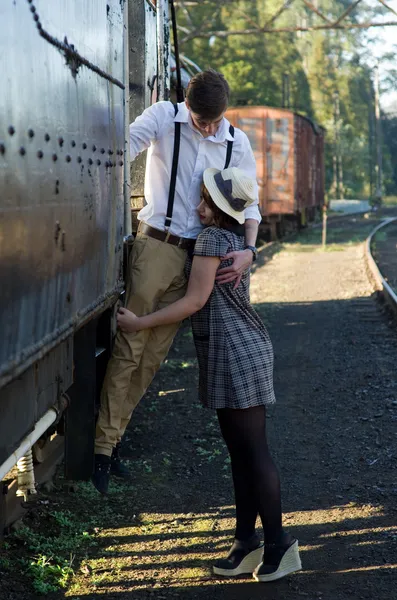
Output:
(216, 248), (253, 289)
(117, 307), (141, 333)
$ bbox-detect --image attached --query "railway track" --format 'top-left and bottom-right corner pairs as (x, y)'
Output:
(365, 217), (397, 317)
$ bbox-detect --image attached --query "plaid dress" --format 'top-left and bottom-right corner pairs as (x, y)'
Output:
(187, 226), (276, 410)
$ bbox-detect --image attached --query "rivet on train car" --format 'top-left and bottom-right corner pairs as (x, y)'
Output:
(119, 150), (123, 156)
(88, 158), (93, 165)
(66, 155), (71, 162)
(19, 147), (26, 156)
(119, 161), (123, 167)
(92, 145), (97, 152)
(44, 133), (50, 142)
(34, 14), (39, 22)
(77, 156), (82, 163)
(71, 140), (76, 147)
(8, 126), (15, 136)
(37, 150), (43, 159)
(30, 5), (36, 13)
(108, 149), (113, 155)
(66, 293), (72, 303)
(82, 143), (87, 150)
(28, 129), (35, 138)
(0, 143), (5, 155)
(96, 159), (101, 166)
(105, 161), (110, 168)
(61, 231), (66, 252)
(52, 153), (58, 162)
(58, 137), (64, 147)
(100, 148), (105, 154)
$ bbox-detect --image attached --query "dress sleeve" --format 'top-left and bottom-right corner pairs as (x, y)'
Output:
(194, 227), (230, 258)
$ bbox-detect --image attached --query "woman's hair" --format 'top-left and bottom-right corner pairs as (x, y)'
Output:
(202, 186), (239, 228)
(186, 69), (230, 120)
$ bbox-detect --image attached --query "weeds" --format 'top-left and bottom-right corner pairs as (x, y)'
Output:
(8, 501), (100, 595)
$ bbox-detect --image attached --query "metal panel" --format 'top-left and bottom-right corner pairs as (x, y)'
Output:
(0, 0), (125, 388)
(264, 109), (294, 215)
(294, 115), (325, 213)
(129, 0), (159, 211)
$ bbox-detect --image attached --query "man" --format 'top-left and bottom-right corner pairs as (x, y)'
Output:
(92, 69), (261, 493)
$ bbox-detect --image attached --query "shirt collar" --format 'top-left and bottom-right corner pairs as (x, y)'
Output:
(174, 101), (189, 123)
(174, 102), (235, 143)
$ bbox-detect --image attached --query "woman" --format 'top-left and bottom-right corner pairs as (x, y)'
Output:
(117, 167), (302, 582)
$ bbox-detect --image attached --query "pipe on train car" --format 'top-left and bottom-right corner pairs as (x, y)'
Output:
(0, 407), (58, 482)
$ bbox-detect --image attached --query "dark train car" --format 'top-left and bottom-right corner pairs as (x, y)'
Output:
(0, 0), (128, 488)
(226, 106), (325, 235)
(0, 0), (174, 502)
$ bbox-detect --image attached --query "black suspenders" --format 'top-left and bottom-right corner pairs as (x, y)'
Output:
(165, 104), (181, 229)
(165, 103), (235, 230)
(224, 126), (234, 169)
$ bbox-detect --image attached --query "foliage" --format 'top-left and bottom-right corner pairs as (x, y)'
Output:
(9, 507), (99, 595)
(176, 0), (397, 198)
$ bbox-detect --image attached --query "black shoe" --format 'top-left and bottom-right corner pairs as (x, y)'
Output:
(213, 533), (264, 577)
(92, 454), (111, 494)
(110, 443), (131, 479)
(253, 533), (302, 582)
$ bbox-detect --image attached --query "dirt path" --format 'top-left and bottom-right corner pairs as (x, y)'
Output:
(2, 215), (397, 600)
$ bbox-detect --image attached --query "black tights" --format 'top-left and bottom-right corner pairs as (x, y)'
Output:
(217, 405), (283, 544)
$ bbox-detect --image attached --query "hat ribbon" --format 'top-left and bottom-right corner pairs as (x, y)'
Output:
(214, 172), (247, 212)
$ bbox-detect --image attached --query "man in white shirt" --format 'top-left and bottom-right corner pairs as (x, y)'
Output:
(92, 70), (261, 493)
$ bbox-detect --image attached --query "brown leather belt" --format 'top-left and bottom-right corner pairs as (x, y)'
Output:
(138, 222), (196, 252)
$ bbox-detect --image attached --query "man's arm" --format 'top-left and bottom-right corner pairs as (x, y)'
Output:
(244, 218), (259, 247)
(129, 101), (170, 162)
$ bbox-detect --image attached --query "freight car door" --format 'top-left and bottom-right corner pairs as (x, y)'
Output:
(264, 112), (294, 216)
(234, 115), (265, 213)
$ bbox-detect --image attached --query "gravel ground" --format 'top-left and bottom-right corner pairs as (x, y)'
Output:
(1, 213), (397, 600)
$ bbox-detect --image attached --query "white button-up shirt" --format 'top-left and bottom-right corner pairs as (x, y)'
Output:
(129, 101), (261, 239)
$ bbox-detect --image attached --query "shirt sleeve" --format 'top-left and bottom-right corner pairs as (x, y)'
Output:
(194, 228), (230, 258)
(234, 131), (262, 223)
(129, 101), (172, 161)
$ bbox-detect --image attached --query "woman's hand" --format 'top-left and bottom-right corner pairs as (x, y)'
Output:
(117, 307), (141, 333)
(215, 248), (253, 289)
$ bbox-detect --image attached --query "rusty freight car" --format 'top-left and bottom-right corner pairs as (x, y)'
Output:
(226, 106), (325, 237)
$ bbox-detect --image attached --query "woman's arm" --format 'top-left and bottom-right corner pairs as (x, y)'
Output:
(117, 255), (220, 333)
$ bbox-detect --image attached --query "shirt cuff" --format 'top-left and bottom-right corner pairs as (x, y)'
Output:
(244, 205), (262, 223)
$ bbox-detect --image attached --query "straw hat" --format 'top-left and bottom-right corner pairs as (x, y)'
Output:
(203, 167), (256, 224)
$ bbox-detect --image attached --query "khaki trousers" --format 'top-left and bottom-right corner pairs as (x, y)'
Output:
(95, 231), (188, 456)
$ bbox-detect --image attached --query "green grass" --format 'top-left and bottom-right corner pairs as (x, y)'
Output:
(383, 195), (397, 206)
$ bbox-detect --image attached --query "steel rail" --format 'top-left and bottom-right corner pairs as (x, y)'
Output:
(365, 217), (397, 316)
